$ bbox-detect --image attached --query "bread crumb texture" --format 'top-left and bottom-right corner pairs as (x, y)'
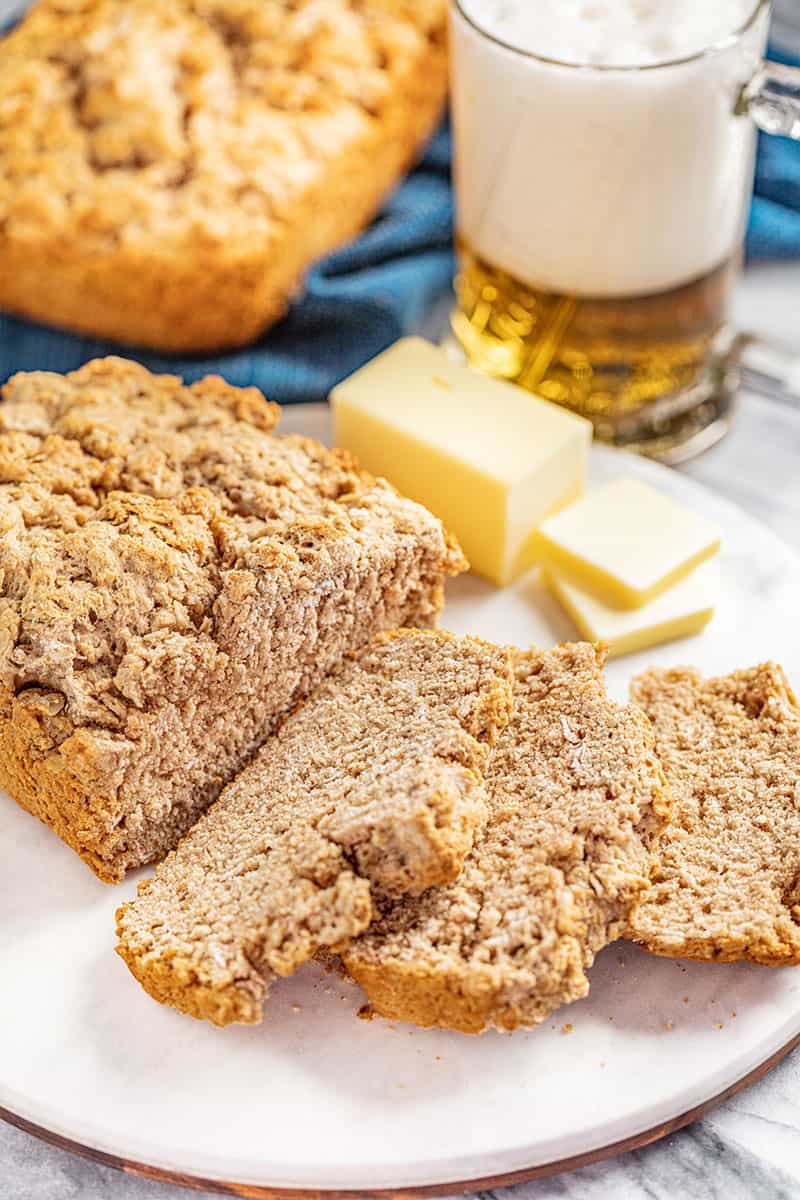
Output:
(115, 629), (513, 1026)
(344, 642), (672, 1034)
(0, 357), (465, 881)
(628, 663), (800, 965)
(0, 0), (448, 350)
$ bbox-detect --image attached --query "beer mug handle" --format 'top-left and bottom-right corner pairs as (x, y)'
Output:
(738, 61), (800, 138)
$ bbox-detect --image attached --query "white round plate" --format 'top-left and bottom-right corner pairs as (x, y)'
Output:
(2, 404), (800, 1195)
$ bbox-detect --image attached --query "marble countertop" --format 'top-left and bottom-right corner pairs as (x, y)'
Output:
(3, 261), (800, 1200)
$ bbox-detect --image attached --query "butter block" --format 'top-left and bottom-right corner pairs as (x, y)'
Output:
(534, 478), (721, 610)
(543, 563), (717, 659)
(330, 337), (592, 586)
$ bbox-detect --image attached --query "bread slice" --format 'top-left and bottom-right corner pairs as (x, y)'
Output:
(628, 663), (800, 964)
(0, 358), (465, 882)
(115, 629), (514, 1026)
(0, 0), (447, 352)
(343, 643), (672, 1034)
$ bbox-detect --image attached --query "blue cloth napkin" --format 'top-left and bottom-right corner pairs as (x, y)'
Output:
(749, 47), (800, 259)
(1, 53), (799, 399)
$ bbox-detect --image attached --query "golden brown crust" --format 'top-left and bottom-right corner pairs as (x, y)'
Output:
(0, 0), (448, 351)
(115, 630), (514, 1026)
(344, 642), (673, 1034)
(0, 357), (464, 881)
(628, 663), (800, 965)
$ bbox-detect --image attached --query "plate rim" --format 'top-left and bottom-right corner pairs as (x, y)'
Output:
(3, 1034), (799, 1198)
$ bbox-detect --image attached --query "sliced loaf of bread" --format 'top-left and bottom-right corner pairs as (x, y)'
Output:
(343, 643), (672, 1034)
(0, 358), (464, 881)
(628, 663), (800, 964)
(116, 629), (513, 1025)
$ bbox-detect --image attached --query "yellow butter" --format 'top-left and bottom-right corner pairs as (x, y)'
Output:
(543, 563), (717, 659)
(534, 478), (721, 610)
(330, 338), (592, 586)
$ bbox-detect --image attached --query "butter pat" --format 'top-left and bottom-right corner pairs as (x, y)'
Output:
(331, 338), (592, 586)
(535, 478), (721, 610)
(543, 563), (717, 659)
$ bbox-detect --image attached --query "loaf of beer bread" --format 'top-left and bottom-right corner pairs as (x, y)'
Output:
(0, 0), (448, 351)
(0, 358), (464, 881)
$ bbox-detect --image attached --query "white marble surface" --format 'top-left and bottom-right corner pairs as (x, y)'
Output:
(2, 262), (800, 1199)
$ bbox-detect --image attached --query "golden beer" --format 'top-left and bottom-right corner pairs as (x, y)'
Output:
(452, 241), (739, 458)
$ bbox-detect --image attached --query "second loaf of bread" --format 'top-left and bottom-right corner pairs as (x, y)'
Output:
(0, 0), (448, 351)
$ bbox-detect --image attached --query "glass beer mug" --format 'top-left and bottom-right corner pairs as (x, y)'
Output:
(450, 0), (800, 460)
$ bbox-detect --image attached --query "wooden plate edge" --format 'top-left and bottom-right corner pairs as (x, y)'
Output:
(2, 1033), (798, 1199)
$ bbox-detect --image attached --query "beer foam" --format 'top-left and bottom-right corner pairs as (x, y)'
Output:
(459, 0), (758, 67)
(451, 0), (769, 298)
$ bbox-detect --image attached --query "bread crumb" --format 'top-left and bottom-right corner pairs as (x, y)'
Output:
(562, 1023), (573, 1034)
(663, 1021), (673, 1032)
(291, 1003), (301, 1013)
(432, 375), (453, 390)
(357, 1004), (375, 1022)
(715, 1022), (724, 1030)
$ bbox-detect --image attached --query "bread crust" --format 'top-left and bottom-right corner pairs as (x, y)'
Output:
(628, 663), (800, 965)
(0, 1), (448, 351)
(0, 357), (465, 881)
